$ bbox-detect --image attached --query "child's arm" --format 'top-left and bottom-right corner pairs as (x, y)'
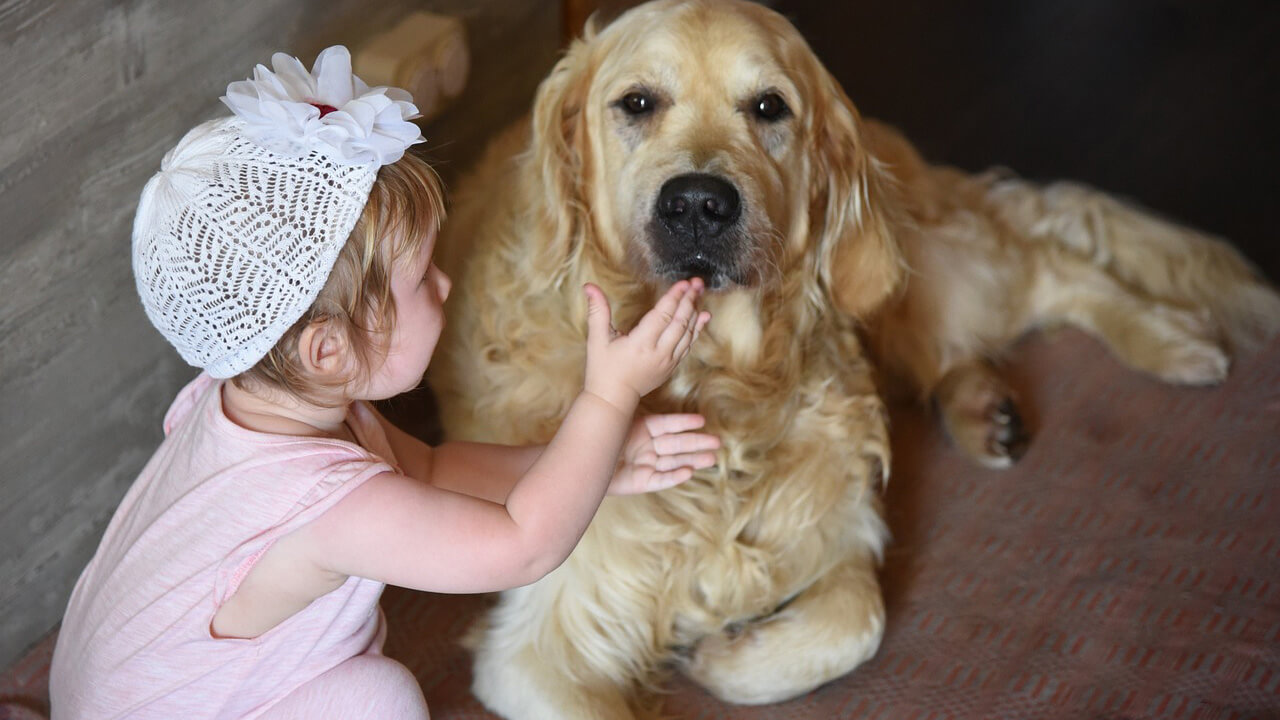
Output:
(295, 280), (710, 594)
(373, 411), (719, 502)
(373, 414), (538, 503)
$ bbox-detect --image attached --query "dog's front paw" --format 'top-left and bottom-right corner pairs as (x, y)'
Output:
(683, 593), (883, 705)
(936, 362), (1031, 469)
(947, 394), (1030, 469)
(985, 397), (1031, 463)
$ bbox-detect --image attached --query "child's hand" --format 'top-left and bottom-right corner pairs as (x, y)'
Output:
(609, 413), (721, 494)
(583, 279), (711, 413)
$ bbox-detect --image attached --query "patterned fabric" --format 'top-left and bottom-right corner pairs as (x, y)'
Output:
(132, 117), (378, 379)
(133, 45), (424, 379)
(5, 330), (1277, 718)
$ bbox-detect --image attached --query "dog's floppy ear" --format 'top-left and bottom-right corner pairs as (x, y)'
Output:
(528, 26), (598, 278)
(810, 73), (906, 320)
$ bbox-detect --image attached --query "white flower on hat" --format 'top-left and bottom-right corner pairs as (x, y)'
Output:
(222, 45), (423, 166)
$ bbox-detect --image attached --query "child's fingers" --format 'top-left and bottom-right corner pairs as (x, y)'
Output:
(691, 311), (710, 345)
(652, 430), (721, 456)
(643, 413), (707, 436)
(635, 280), (691, 339)
(672, 303), (701, 358)
(647, 466), (695, 491)
(654, 451), (719, 472)
(686, 276), (706, 296)
(584, 283), (613, 348)
(676, 309), (712, 356)
(657, 288), (699, 350)
(675, 303), (712, 357)
(651, 280), (691, 323)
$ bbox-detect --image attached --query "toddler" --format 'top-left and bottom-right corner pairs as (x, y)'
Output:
(49, 46), (714, 719)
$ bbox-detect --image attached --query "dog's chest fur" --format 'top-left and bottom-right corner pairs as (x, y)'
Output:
(590, 290), (889, 635)
(433, 237), (889, 638)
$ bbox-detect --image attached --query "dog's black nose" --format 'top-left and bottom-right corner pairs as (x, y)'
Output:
(656, 173), (741, 239)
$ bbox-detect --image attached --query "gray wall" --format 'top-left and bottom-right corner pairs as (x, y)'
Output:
(0, 0), (561, 669)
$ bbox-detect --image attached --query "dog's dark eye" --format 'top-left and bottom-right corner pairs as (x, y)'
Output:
(619, 91), (656, 116)
(753, 92), (790, 121)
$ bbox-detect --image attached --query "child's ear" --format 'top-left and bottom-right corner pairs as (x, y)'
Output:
(296, 319), (351, 378)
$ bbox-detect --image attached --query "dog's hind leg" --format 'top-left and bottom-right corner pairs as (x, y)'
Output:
(680, 552), (884, 705)
(1028, 253), (1230, 385)
(987, 178), (1280, 354)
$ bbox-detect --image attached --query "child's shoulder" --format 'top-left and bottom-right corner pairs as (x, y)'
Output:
(159, 374), (385, 474)
(163, 372), (220, 435)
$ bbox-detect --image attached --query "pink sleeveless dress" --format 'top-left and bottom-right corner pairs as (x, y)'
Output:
(50, 373), (398, 719)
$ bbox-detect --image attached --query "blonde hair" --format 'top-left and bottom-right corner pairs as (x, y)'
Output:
(233, 151), (447, 406)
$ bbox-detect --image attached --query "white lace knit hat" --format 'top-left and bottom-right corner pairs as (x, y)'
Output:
(133, 46), (424, 378)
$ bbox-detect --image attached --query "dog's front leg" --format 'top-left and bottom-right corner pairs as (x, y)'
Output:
(466, 559), (652, 720)
(680, 548), (885, 705)
(934, 358), (1030, 468)
(471, 636), (635, 720)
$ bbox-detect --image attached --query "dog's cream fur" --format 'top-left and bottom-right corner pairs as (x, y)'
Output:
(429, 1), (1280, 717)
(863, 121), (1279, 465)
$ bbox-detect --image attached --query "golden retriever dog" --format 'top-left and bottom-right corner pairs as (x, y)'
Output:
(428, 1), (1280, 717)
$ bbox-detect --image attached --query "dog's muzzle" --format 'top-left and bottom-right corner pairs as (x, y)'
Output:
(648, 172), (748, 289)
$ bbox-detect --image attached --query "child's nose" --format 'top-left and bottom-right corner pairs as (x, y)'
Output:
(437, 269), (452, 301)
